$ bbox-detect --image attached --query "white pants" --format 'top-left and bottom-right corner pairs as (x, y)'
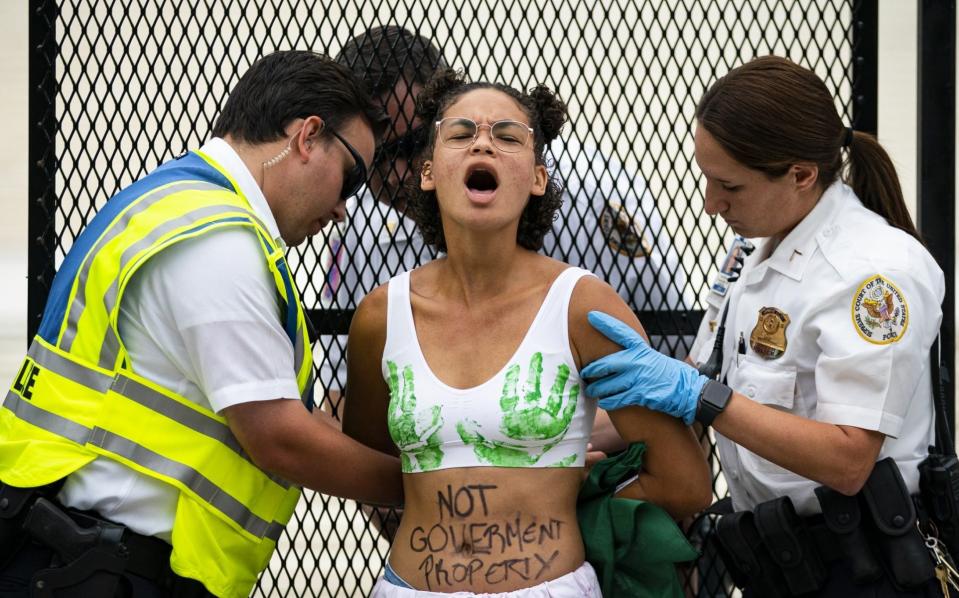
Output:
(369, 561), (602, 598)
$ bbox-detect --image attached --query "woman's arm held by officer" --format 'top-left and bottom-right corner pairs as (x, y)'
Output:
(341, 284), (401, 457)
(582, 310), (885, 496)
(570, 276), (712, 519)
(342, 285), (408, 536)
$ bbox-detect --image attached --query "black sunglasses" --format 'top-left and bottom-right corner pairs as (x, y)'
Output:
(374, 125), (427, 165)
(327, 128), (368, 199)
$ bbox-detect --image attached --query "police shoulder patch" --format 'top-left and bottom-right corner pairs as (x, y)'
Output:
(851, 275), (909, 344)
(599, 201), (652, 258)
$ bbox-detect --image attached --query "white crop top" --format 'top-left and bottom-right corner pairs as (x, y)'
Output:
(382, 267), (597, 473)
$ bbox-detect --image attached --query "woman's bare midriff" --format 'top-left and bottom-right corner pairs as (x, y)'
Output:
(388, 467), (586, 593)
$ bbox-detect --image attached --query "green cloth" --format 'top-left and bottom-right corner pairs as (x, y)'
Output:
(577, 442), (699, 597)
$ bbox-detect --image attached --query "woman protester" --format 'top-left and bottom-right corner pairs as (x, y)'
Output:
(583, 56), (946, 597)
(342, 69), (711, 597)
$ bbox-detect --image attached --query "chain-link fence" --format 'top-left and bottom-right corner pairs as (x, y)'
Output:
(28, 0), (875, 595)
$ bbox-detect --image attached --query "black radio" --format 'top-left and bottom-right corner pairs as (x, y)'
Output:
(919, 341), (959, 563)
(920, 451), (959, 560)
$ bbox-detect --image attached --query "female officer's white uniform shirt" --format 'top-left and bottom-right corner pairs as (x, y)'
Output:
(691, 180), (944, 516)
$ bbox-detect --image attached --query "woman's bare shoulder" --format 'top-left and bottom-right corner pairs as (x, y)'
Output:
(407, 259), (447, 295)
(351, 283), (389, 341)
(567, 275), (648, 368)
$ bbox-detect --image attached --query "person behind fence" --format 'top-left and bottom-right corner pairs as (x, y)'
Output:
(317, 26), (447, 411)
(580, 55), (947, 597)
(0, 51), (405, 598)
(341, 69), (711, 597)
(322, 27), (690, 433)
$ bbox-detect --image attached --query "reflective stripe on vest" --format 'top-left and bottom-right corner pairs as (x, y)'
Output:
(3, 383), (287, 542)
(0, 152), (313, 597)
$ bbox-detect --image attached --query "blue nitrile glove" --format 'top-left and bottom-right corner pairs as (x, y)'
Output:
(581, 311), (708, 425)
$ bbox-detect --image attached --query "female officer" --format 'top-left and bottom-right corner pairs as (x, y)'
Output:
(582, 56), (945, 596)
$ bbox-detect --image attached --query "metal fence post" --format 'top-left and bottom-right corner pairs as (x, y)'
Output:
(918, 0), (957, 434)
(27, 0), (58, 341)
(853, 0), (879, 134)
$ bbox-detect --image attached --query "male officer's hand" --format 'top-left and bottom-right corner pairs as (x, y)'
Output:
(581, 311), (706, 425)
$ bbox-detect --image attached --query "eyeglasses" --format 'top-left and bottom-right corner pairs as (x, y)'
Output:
(374, 125), (426, 165)
(327, 128), (368, 199)
(434, 117), (534, 153)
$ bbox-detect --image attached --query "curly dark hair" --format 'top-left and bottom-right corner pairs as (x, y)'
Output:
(405, 69), (567, 252)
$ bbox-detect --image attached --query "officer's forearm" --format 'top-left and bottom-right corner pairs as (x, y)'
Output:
(712, 392), (884, 495)
(280, 423), (403, 505)
(224, 398), (404, 505)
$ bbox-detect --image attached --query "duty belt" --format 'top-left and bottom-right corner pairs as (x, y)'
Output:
(714, 458), (937, 596)
(1, 483), (209, 597)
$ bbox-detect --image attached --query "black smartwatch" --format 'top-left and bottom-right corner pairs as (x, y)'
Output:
(695, 380), (733, 427)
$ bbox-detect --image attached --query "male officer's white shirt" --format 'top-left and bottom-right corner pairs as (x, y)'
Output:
(545, 136), (689, 311)
(59, 138), (300, 540)
(691, 181), (943, 515)
(319, 191), (431, 311)
(317, 189), (433, 390)
(319, 136), (690, 392)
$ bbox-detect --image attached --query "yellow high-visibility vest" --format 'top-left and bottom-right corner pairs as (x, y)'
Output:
(0, 150), (314, 598)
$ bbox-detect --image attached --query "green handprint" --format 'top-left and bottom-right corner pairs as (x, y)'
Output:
(550, 454), (579, 468)
(387, 361), (444, 472)
(500, 352), (579, 440)
(455, 419), (563, 467)
(457, 352), (580, 467)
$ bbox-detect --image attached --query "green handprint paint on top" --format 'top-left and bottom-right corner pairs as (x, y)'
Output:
(457, 352), (580, 467)
(550, 454), (579, 468)
(456, 419), (565, 467)
(500, 352), (579, 440)
(387, 361), (444, 472)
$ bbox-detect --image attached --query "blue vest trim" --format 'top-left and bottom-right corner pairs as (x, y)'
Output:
(39, 153), (236, 343)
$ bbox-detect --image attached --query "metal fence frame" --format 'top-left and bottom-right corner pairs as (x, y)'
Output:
(918, 0), (956, 419)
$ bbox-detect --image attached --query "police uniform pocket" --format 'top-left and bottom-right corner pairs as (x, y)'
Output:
(727, 359), (803, 479)
(727, 357), (797, 410)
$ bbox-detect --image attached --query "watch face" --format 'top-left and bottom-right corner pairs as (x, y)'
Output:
(699, 380), (733, 425)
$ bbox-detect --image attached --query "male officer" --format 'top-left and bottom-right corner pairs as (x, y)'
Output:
(0, 51), (402, 598)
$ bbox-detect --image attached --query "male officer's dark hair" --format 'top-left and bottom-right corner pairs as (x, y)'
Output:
(336, 26), (447, 100)
(213, 50), (387, 144)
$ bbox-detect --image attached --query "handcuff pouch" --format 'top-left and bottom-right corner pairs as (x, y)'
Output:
(861, 457), (935, 588)
(753, 495), (827, 595)
(815, 484), (882, 584)
(714, 509), (790, 597)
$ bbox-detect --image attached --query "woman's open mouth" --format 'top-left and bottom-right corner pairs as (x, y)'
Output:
(464, 168), (499, 203)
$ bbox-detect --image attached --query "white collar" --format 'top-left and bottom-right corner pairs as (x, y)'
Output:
(198, 137), (285, 248)
(744, 180), (848, 285)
